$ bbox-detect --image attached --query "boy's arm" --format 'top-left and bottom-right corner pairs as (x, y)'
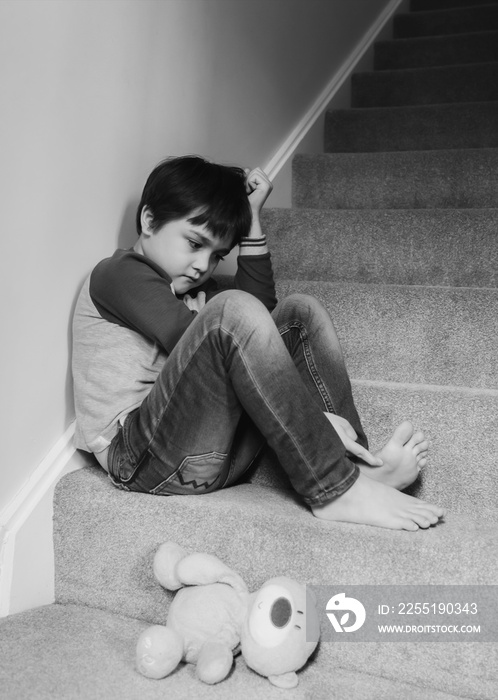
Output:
(234, 168), (277, 311)
(90, 250), (197, 354)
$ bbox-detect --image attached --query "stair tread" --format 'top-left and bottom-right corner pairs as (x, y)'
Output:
(55, 467), (498, 612)
(52, 467), (498, 697)
(0, 603), (468, 700)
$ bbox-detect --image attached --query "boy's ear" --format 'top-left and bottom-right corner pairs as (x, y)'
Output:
(140, 207), (154, 236)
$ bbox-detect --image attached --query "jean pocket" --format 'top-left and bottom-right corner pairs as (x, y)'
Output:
(149, 451), (228, 495)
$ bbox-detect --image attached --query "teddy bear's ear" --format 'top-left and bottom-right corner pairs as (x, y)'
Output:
(268, 671), (298, 689)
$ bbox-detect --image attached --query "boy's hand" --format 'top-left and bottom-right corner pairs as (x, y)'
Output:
(183, 291), (206, 313)
(245, 167), (273, 215)
(324, 413), (383, 467)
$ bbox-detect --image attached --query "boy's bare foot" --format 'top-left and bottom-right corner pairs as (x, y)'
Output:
(311, 472), (444, 531)
(360, 420), (428, 490)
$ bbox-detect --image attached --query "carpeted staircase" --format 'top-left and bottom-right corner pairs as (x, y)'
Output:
(1, 1), (497, 698)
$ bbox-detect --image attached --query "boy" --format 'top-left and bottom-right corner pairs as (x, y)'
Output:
(72, 156), (444, 531)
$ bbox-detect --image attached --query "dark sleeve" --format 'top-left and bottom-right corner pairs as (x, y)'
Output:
(90, 251), (196, 354)
(234, 253), (277, 311)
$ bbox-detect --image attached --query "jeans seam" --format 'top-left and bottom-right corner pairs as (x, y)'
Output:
(279, 321), (337, 413)
(149, 451), (228, 495)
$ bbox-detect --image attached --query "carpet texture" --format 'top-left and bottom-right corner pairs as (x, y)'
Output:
(0, 604), (468, 700)
(263, 207), (498, 287)
(325, 102), (498, 152)
(352, 63), (498, 107)
(374, 30), (498, 70)
(293, 149), (498, 209)
(394, 4), (498, 38)
(2, 1), (498, 698)
(53, 465), (497, 699)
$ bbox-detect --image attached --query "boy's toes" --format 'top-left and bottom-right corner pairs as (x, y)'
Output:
(409, 430), (426, 448)
(392, 420), (414, 446)
(398, 517), (419, 532)
(416, 440), (429, 454)
(411, 510), (438, 528)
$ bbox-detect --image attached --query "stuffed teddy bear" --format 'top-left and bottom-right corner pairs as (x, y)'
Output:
(136, 541), (320, 688)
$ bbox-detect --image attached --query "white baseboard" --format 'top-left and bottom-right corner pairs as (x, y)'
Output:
(0, 422), (83, 617)
(264, 0), (405, 182)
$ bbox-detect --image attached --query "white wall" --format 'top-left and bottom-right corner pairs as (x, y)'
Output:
(0, 0), (392, 518)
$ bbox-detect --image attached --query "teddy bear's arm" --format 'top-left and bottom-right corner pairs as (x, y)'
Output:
(176, 553), (249, 598)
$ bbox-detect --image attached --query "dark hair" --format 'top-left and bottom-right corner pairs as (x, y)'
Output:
(136, 155), (252, 246)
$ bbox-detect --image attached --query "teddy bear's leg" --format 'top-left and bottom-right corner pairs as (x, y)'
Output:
(153, 542), (190, 591)
(196, 640), (234, 685)
(136, 625), (184, 679)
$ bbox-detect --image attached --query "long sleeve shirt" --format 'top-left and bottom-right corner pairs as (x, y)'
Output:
(72, 248), (277, 455)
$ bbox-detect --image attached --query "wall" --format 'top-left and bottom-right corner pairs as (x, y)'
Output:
(0, 0), (395, 611)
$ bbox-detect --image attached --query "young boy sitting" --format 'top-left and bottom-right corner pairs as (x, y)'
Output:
(72, 155), (444, 531)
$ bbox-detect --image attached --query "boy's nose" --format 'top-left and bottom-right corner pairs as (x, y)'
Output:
(193, 254), (211, 273)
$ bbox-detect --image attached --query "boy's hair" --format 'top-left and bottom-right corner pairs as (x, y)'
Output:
(136, 156), (252, 246)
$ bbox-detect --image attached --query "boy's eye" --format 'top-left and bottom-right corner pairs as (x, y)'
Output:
(215, 254), (225, 262)
(188, 240), (202, 250)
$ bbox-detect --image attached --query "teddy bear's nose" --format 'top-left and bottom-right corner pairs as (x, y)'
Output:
(270, 597), (292, 628)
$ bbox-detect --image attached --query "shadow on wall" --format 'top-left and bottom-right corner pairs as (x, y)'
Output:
(118, 199), (140, 250)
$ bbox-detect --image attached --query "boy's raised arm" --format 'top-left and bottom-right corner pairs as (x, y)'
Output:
(234, 168), (277, 311)
(239, 167), (272, 257)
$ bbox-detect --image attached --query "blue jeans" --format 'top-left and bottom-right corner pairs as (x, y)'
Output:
(107, 291), (365, 507)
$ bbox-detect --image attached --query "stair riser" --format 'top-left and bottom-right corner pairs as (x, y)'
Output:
(325, 103), (498, 153)
(275, 280), (498, 391)
(292, 150), (498, 209)
(395, 5), (498, 38)
(254, 379), (498, 520)
(375, 32), (498, 70)
(351, 381), (498, 516)
(411, 0), (498, 11)
(352, 64), (498, 108)
(263, 208), (498, 288)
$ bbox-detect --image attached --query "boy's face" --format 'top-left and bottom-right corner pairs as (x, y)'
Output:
(136, 209), (233, 295)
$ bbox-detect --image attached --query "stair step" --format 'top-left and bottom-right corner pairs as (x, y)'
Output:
(394, 4), (498, 38)
(292, 149), (498, 209)
(275, 280), (498, 391)
(0, 603), (468, 700)
(263, 208), (498, 288)
(411, 0), (498, 10)
(352, 377), (498, 509)
(55, 467), (498, 606)
(254, 378), (498, 519)
(375, 31), (498, 70)
(352, 62), (498, 107)
(53, 466), (498, 699)
(325, 102), (498, 152)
